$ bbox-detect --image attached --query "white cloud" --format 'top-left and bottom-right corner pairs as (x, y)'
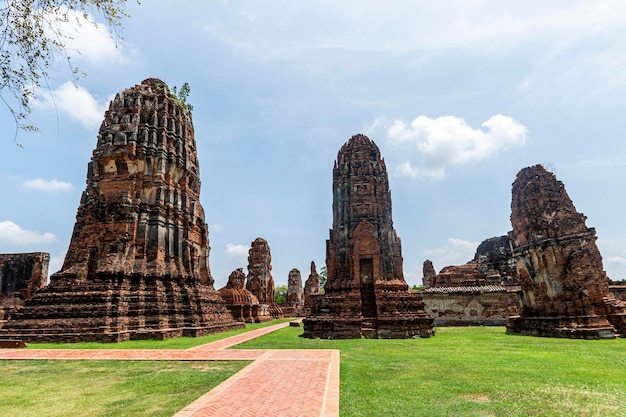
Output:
(424, 238), (479, 270)
(224, 243), (250, 264)
(606, 256), (626, 266)
(0, 221), (56, 246)
(388, 114), (527, 179)
(200, 2), (626, 109)
(201, 2), (626, 60)
(38, 82), (109, 128)
(24, 178), (73, 192)
(597, 239), (626, 280)
(48, 252), (66, 278)
(44, 8), (124, 65)
(605, 256), (626, 281)
(404, 265), (424, 288)
(578, 159), (626, 168)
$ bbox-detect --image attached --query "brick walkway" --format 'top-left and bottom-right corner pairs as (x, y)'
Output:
(0, 321), (340, 417)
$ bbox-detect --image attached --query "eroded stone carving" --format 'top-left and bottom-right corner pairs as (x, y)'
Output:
(1, 79), (242, 342)
(506, 164), (626, 338)
(303, 134), (433, 338)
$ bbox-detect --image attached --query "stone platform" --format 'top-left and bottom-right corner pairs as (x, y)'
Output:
(506, 315), (617, 339)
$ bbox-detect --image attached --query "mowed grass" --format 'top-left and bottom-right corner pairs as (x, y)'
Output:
(236, 326), (626, 417)
(3, 323), (625, 416)
(0, 319), (289, 416)
(0, 360), (249, 417)
(28, 318), (293, 350)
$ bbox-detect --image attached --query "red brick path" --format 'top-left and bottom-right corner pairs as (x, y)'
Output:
(0, 321), (340, 417)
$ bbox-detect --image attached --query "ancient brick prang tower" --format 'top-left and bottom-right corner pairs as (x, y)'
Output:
(1, 79), (242, 342)
(506, 164), (626, 338)
(303, 134), (433, 338)
(246, 238), (283, 319)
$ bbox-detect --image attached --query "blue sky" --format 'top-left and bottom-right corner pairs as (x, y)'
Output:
(1, 1), (625, 288)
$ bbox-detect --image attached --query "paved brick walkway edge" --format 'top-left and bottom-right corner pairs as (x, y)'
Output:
(0, 320), (340, 417)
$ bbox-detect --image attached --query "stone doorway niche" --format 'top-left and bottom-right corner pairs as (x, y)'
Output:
(359, 257), (377, 318)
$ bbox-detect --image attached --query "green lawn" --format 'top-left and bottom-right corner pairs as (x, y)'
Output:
(237, 326), (626, 417)
(28, 318), (293, 350)
(3, 324), (625, 416)
(0, 360), (249, 417)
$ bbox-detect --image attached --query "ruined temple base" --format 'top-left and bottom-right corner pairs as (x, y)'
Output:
(422, 286), (522, 326)
(0, 274), (243, 343)
(603, 297), (626, 337)
(505, 315), (617, 339)
(303, 291), (434, 339)
(268, 303), (285, 320)
(303, 315), (434, 339)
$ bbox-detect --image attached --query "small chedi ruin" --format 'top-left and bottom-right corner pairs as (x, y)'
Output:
(610, 280), (626, 302)
(506, 164), (626, 339)
(0, 253), (49, 303)
(425, 235), (518, 289)
(246, 238), (284, 320)
(303, 261), (321, 315)
(0, 253), (49, 325)
(1, 79), (242, 342)
(303, 134), (433, 339)
(283, 268), (304, 316)
(421, 236), (521, 326)
(218, 268), (263, 323)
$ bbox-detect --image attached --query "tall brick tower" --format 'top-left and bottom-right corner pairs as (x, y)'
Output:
(507, 164), (626, 338)
(2, 79), (242, 342)
(303, 134), (433, 338)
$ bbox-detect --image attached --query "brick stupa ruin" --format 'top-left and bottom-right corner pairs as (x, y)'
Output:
(0, 253), (49, 303)
(218, 268), (263, 323)
(425, 235), (518, 289)
(421, 237), (521, 327)
(0, 253), (49, 324)
(287, 268), (304, 308)
(303, 134), (434, 338)
(246, 238), (284, 320)
(506, 164), (626, 338)
(303, 261), (321, 315)
(1, 79), (242, 342)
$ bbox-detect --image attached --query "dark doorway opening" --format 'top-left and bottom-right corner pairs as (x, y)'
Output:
(359, 258), (376, 318)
